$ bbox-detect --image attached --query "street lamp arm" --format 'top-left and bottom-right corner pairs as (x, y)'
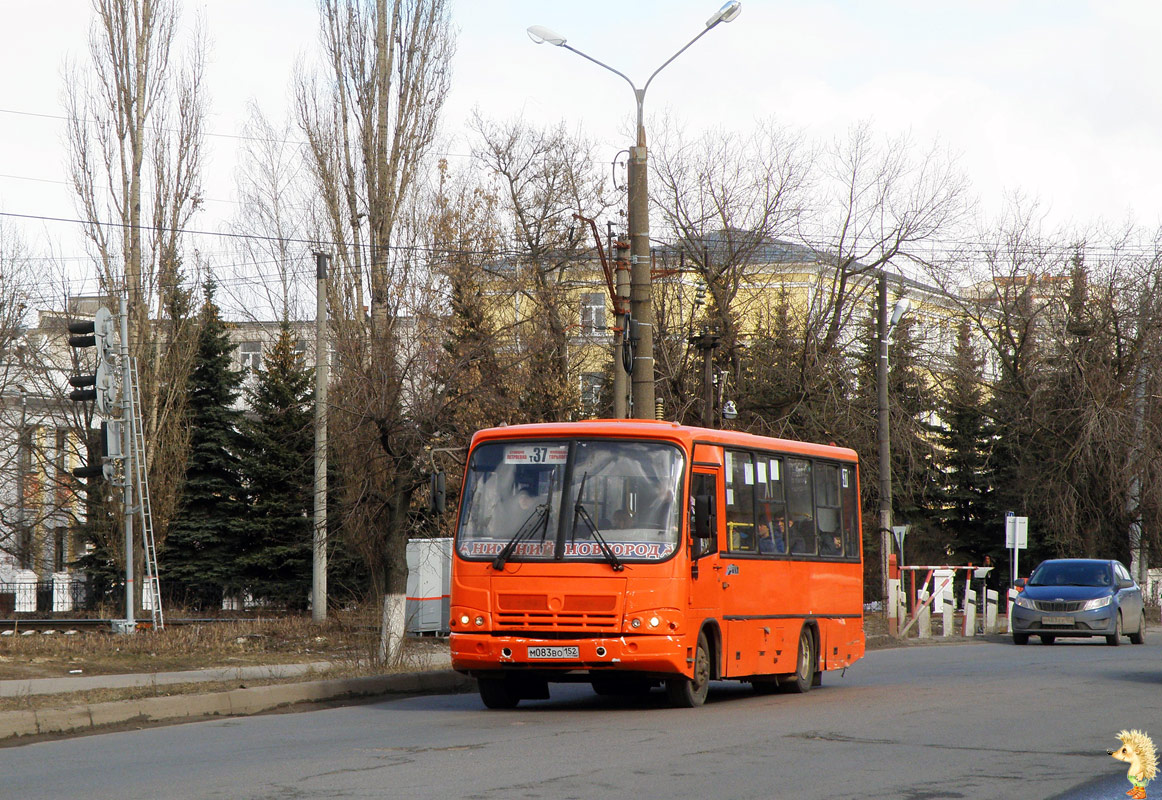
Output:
(559, 43), (639, 96)
(642, 23), (716, 98)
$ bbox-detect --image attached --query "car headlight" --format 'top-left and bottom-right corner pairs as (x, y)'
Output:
(1014, 595), (1035, 610)
(1081, 596), (1113, 611)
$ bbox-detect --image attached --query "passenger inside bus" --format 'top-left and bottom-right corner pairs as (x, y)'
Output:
(757, 519), (786, 554)
(611, 508), (634, 528)
(789, 515), (816, 554)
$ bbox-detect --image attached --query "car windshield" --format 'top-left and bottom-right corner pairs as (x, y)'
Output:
(457, 439), (684, 563)
(1028, 562), (1112, 587)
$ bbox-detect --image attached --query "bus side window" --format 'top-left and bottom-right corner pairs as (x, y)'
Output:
(815, 464), (842, 556)
(725, 450), (756, 552)
(690, 473), (718, 559)
(787, 458), (816, 555)
(841, 467), (859, 557)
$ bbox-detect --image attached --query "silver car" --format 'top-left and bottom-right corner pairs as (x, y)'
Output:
(1011, 559), (1145, 646)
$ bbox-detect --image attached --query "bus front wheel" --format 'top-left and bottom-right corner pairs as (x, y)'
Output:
(477, 677), (520, 709)
(666, 631), (711, 708)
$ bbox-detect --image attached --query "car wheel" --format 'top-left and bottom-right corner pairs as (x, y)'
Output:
(781, 626), (816, 694)
(477, 677), (520, 709)
(665, 631), (711, 708)
(1040, 635), (1055, 645)
(1012, 633), (1029, 645)
(1130, 612), (1146, 645)
(1106, 612), (1123, 647)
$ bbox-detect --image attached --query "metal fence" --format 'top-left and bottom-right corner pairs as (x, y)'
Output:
(0, 580), (90, 615)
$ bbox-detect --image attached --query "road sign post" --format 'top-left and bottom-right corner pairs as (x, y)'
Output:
(1005, 512), (1028, 584)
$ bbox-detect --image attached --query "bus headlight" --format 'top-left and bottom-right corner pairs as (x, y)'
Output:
(648, 616), (661, 628)
(475, 616), (485, 626)
(460, 614), (471, 626)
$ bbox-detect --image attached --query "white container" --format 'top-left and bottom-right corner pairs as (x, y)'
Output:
(405, 538), (452, 634)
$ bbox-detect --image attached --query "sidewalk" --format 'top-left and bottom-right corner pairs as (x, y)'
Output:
(0, 649), (472, 743)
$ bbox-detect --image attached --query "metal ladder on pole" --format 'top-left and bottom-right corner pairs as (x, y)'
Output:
(128, 358), (164, 629)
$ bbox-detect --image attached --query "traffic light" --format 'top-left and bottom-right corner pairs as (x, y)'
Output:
(71, 421), (120, 482)
(67, 306), (117, 417)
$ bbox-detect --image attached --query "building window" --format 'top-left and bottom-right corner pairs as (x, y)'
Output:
(580, 293), (606, 335)
(239, 341), (262, 372)
(580, 373), (605, 418)
(54, 527), (66, 573)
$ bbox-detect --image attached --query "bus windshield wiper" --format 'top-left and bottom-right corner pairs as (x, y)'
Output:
(492, 502), (550, 570)
(571, 475), (623, 572)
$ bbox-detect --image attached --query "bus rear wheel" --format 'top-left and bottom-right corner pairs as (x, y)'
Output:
(666, 631), (710, 708)
(477, 677), (520, 709)
(782, 627), (816, 694)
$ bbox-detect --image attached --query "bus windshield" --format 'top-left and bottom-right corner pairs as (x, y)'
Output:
(457, 439), (684, 564)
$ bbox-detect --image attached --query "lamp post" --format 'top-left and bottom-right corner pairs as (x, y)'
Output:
(528, 1), (742, 420)
(877, 273), (910, 611)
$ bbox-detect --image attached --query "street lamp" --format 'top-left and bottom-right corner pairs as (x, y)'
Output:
(528, 1), (742, 420)
(878, 273), (910, 612)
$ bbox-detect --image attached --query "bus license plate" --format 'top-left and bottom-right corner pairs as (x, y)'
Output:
(1042, 616), (1073, 626)
(527, 646), (579, 660)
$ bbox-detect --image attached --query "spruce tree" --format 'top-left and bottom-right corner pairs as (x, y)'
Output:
(162, 282), (247, 610)
(932, 321), (994, 563)
(237, 321), (314, 609)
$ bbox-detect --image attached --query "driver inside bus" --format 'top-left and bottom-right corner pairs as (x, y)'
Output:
(611, 508), (634, 528)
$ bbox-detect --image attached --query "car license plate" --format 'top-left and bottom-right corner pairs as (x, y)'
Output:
(1042, 616), (1073, 626)
(527, 646), (579, 660)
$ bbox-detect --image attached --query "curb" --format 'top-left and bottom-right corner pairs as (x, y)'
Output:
(0, 669), (475, 742)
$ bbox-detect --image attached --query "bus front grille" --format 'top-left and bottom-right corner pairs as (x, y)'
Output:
(495, 593), (620, 631)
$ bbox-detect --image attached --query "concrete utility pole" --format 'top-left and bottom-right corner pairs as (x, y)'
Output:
(527, 1), (742, 420)
(610, 223), (630, 419)
(120, 297), (135, 632)
(313, 252), (330, 622)
(877, 273), (910, 611)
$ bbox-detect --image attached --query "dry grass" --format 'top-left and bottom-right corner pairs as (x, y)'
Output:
(0, 607), (438, 681)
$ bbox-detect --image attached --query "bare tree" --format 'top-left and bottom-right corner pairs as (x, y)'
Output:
(226, 103), (319, 323)
(649, 117), (810, 422)
(294, 0), (453, 658)
(63, 0), (206, 606)
(470, 115), (611, 421)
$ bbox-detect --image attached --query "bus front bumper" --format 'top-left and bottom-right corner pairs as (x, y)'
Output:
(450, 632), (688, 677)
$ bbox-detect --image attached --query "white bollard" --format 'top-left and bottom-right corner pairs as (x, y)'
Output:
(888, 577), (901, 634)
(895, 581), (908, 631)
(918, 589), (931, 638)
(1006, 589), (1019, 634)
(963, 589), (976, 637)
(943, 596), (955, 637)
(985, 589), (998, 633)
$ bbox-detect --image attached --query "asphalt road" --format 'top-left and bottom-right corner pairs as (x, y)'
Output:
(4, 635), (1160, 799)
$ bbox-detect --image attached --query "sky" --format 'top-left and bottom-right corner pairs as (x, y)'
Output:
(3, 0), (1162, 295)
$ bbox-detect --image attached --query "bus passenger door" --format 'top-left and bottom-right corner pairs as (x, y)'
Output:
(688, 470), (723, 649)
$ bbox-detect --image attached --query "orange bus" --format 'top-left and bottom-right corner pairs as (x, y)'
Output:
(449, 419), (865, 708)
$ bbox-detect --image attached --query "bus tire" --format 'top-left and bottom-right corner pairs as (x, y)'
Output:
(783, 626), (815, 694)
(666, 631), (711, 708)
(477, 677), (520, 709)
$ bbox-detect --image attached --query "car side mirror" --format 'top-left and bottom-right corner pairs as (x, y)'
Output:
(1013, 577), (1026, 590)
(1118, 578), (1134, 590)
(693, 494), (712, 540)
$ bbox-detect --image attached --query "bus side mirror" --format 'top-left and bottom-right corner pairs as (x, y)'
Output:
(429, 471), (446, 514)
(694, 494), (712, 539)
